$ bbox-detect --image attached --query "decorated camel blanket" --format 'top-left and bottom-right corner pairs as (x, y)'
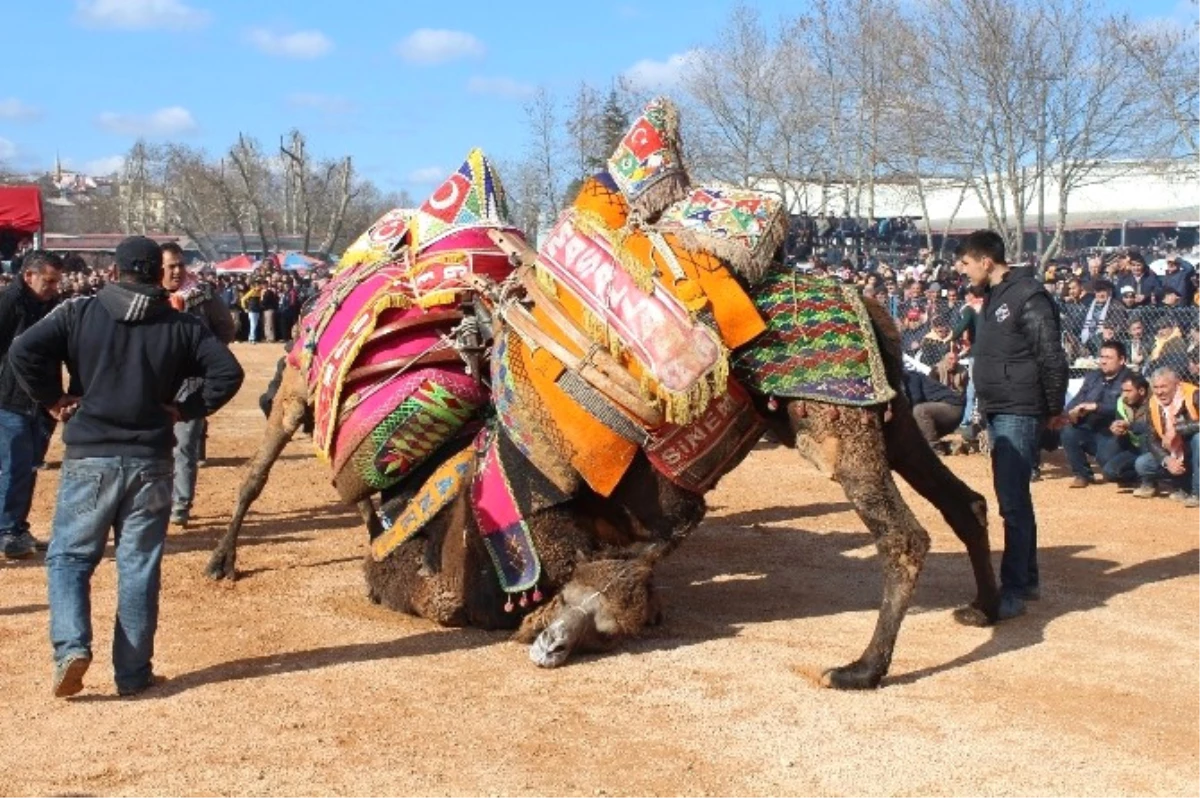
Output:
(292, 149), (520, 500)
(732, 270), (895, 406)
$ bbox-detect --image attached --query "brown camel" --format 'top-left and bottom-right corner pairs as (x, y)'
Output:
(359, 293), (997, 689)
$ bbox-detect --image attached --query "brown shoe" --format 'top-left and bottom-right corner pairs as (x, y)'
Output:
(1069, 477), (1091, 488)
(52, 654), (92, 698)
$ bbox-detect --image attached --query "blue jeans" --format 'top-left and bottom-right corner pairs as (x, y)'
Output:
(172, 417), (204, 514)
(1060, 424), (1126, 481)
(1103, 449), (1141, 483)
(1135, 435), (1199, 496)
(987, 414), (1042, 597)
(0, 408), (46, 536)
(960, 361), (976, 428)
(248, 311), (262, 342)
(46, 456), (173, 691)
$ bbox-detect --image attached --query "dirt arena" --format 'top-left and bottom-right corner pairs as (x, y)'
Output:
(1, 342), (1197, 796)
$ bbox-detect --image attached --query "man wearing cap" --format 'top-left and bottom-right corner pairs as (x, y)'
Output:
(1160, 255), (1195, 305)
(1116, 251), (1160, 307)
(7, 236), (244, 698)
(953, 230), (1068, 623)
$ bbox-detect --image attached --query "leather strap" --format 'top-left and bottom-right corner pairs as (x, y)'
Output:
(345, 348), (463, 384)
(366, 308), (463, 344)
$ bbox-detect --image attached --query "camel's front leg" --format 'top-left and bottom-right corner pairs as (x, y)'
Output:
(206, 366), (308, 581)
(790, 402), (931, 689)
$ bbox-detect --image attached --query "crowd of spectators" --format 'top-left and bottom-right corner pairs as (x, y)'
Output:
(794, 241), (1198, 507)
(1, 259), (324, 344)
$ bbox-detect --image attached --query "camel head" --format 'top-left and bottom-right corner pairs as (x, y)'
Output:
(525, 551), (663, 668)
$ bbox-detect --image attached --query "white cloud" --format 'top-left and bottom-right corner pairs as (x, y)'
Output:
(394, 29), (484, 65)
(466, 76), (535, 100)
(623, 50), (700, 91)
(96, 106), (198, 137)
(75, 0), (210, 31)
(408, 166), (447, 184)
(247, 28), (333, 59)
(0, 98), (41, 122)
(0, 137), (17, 161)
(287, 92), (354, 115)
(83, 155), (126, 175)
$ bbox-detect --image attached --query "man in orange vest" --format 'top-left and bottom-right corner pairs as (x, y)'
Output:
(1133, 367), (1199, 508)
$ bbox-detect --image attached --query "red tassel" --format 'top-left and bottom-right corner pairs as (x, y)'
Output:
(532, 588), (543, 603)
(767, 396), (778, 412)
(519, 592), (529, 608)
(504, 597), (515, 613)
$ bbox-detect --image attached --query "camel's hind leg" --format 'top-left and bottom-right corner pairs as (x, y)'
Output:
(883, 392), (999, 625)
(206, 365), (308, 581)
(790, 401), (931, 689)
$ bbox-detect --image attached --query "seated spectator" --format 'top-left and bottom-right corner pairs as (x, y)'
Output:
(1187, 326), (1199, 382)
(1147, 318), (1189, 378)
(1104, 372), (1153, 487)
(1079, 280), (1116, 344)
(1058, 340), (1131, 487)
(1133, 368), (1199, 507)
(919, 316), (955, 365)
(900, 308), (928, 358)
(903, 360), (967, 455)
(1118, 284), (1140, 312)
(1088, 319), (1125, 358)
(1122, 316), (1153, 372)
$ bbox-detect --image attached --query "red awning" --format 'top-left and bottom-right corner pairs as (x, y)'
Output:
(0, 186), (43, 234)
(212, 254), (257, 273)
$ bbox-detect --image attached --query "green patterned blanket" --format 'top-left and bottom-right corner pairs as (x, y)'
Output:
(733, 270), (895, 406)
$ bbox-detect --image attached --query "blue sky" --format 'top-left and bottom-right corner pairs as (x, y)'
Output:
(0, 0), (1189, 199)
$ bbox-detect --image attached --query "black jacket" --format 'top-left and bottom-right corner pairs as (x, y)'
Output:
(1066, 366), (1129, 432)
(0, 279), (57, 415)
(972, 270), (1069, 418)
(8, 281), (245, 459)
(903, 370), (966, 408)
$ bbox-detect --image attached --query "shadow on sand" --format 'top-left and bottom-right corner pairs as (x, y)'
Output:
(73, 501), (1199, 697)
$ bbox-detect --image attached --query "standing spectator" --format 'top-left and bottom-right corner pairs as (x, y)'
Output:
(161, 243), (236, 528)
(954, 230), (1068, 622)
(1057, 340), (1130, 488)
(260, 281), (279, 343)
(1104, 372), (1153, 487)
(1160, 255), (1195, 305)
(0, 252), (63, 559)
(241, 280), (264, 343)
(1116, 251), (1161, 307)
(1123, 316), (1153, 373)
(7, 236), (244, 698)
(1133, 368), (1199, 507)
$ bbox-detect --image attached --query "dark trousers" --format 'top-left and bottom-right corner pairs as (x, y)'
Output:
(987, 413), (1042, 597)
(1060, 423), (1126, 481)
(912, 401), (965, 445)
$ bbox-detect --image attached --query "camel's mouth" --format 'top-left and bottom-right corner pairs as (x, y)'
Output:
(529, 619), (575, 668)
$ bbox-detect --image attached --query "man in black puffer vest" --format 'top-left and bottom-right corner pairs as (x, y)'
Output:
(954, 231), (1068, 624)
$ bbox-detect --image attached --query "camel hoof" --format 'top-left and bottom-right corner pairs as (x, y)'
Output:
(819, 661), (882, 690)
(952, 603), (996, 628)
(529, 620), (573, 669)
(205, 550), (237, 582)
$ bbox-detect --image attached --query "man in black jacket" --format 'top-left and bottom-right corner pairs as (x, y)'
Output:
(1058, 340), (1130, 488)
(8, 236), (244, 698)
(0, 251), (63, 559)
(954, 230), (1068, 623)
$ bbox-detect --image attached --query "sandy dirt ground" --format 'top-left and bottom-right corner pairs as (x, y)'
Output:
(1, 342), (1197, 796)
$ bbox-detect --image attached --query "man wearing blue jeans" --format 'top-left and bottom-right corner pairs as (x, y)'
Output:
(8, 236), (243, 698)
(954, 231), (1068, 623)
(0, 251), (62, 559)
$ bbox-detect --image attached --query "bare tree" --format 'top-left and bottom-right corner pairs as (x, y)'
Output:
(680, 3), (777, 186)
(227, 134), (276, 255)
(523, 86), (565, 227)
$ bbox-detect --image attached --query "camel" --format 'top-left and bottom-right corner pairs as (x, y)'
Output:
(209, 101), (998, 689)
(210, 273), (996, 689)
